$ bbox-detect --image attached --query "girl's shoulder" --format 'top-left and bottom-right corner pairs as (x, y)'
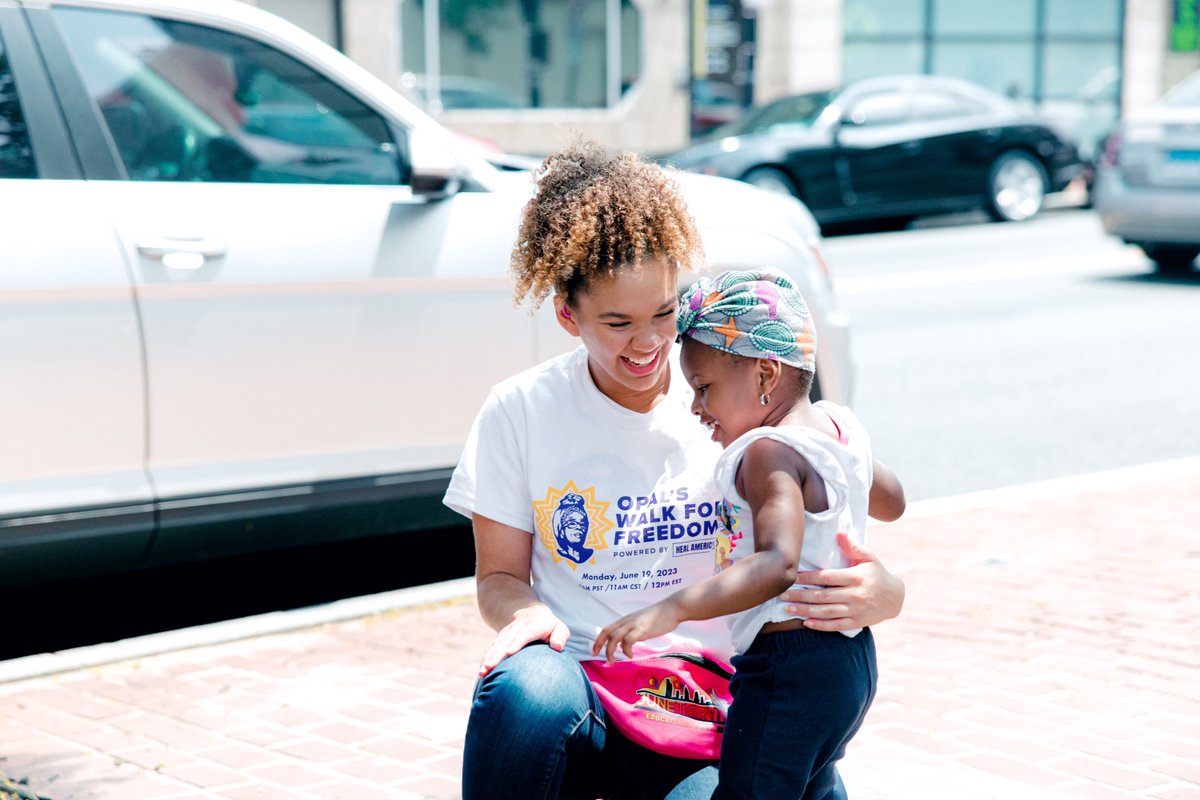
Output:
(741, 426), (839, 465)
(717, 424), (853, 489)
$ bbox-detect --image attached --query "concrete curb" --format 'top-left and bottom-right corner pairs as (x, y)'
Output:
(899, 454), (1200, 521)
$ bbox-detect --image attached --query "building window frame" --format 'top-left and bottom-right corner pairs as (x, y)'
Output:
(402, 0), (638, 112)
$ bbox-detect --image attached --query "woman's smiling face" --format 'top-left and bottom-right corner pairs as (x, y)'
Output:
(555, 258), (679, 413)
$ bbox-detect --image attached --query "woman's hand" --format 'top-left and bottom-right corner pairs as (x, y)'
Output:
(782, 532), (905, 631)
(478, 604), (570, 677)
(592, 601), (684, 664)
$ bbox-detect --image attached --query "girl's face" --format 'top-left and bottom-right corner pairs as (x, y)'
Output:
(555, 258), (678, 412)
(678, 337), (765, 448)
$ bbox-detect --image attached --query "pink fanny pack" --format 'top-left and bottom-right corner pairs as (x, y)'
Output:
(581, 651), (734, 760)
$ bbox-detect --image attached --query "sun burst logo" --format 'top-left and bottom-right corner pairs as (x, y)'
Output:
(533, 482), (614, 569)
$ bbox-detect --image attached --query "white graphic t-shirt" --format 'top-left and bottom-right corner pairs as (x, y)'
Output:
(444, 345), (734, 662)
(713, 403), (874, 653)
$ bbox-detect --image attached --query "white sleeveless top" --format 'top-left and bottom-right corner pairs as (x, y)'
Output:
(712, 402), (874, 653)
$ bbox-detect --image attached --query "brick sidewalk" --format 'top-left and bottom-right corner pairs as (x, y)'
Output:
(2, 461), (1198, 800)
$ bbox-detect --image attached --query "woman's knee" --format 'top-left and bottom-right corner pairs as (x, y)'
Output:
(473, 644), (594, 723)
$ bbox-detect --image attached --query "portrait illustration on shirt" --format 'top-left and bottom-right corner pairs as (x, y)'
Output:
(552, 492), (593, 564)
(533, 482), (614, 570)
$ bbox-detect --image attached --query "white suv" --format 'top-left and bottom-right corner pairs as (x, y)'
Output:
(0, 0), (852, 585)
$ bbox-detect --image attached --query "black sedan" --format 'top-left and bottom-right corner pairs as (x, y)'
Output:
(664, 75), (1084, 231)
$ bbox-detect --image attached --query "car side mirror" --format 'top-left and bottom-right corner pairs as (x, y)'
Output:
(409, 127), (463, 199)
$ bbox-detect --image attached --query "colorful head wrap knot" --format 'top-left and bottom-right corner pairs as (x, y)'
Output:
(676, 268), (817, 372)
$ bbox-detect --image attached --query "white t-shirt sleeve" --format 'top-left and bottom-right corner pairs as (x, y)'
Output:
(443, 388), (534, 533)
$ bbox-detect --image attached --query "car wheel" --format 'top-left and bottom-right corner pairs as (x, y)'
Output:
(743, 167), (798, 198)
(1141, 244), (1199, 274)
(985, 150), (1047, 222)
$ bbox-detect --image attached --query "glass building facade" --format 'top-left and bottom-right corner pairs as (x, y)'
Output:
(398, 0), (639, 111)
(844, 0), (1124, 157)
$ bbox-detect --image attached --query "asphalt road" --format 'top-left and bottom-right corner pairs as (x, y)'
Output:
(823, 206), (1200, 501)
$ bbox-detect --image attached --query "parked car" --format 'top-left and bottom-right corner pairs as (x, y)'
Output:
(663, 75), (1085, 232)
(1092, 70), (1200, 274)
(0, 0), (852, 586)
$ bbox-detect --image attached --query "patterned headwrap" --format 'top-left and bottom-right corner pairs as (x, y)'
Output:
(676, 268), (816, 372)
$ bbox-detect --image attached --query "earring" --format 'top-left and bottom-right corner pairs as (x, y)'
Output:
(759, 393), (771, 406)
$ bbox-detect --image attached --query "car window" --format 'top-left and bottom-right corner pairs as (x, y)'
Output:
(910, 89), (989, 120)
(844, 92), (910, 126)
(749, 93), (832, 132)
(53, 7), (402, 184)
(0, 39), (36, 178)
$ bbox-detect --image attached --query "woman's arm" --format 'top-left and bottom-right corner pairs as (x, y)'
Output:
(779, 457), (906, 631)
(473, 513), (570, 676)
(784, 533), (905, 631)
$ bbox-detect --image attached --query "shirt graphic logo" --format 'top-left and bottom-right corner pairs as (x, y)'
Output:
(714, 498), (742, 573)
(533, 482), (613, 569)
(635, 675), (727, 729)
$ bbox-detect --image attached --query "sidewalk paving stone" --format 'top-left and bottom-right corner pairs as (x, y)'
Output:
(2, 460), (1198, 799)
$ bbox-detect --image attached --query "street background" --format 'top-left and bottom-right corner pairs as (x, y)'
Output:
(3, 206), (1199, 799)
(825, 206), (1200, 499)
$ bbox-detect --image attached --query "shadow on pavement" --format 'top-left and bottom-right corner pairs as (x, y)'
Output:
(0, 526), (476, 661)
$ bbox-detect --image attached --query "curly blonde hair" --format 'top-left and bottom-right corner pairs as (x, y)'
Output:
(511, 138), (704, 309)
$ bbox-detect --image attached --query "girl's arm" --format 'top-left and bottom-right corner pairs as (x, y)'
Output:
(593, 438), (807, 663)
(474, 513), (570, 676)
(868, 459), (906, 522)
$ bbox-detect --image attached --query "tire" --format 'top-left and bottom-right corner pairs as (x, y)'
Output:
(1141, 244), (1199, 274)
(984, 150), (1047, 222)
(743, 167), (798, 198)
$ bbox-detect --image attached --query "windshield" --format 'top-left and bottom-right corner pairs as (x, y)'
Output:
(707, 91), (834, 138)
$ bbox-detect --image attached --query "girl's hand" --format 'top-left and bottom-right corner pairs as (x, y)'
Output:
(478, 604), (570, 677)
(592, 602), (684, 664)
(783, 532), (905, 631)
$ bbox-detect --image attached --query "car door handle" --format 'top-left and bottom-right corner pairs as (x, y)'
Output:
(137, 237), (227, 271)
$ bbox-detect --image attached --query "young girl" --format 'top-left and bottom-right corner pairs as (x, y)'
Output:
(594, 268), (906, 799)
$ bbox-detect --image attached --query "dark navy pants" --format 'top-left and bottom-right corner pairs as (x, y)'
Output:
(716, 627), (876, 800)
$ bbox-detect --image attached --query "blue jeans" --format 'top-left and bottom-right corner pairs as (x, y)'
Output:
(462, 644), (719, 800)
(716, 627), (876, 800)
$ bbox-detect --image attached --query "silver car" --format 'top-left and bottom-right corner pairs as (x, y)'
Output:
(0, 0), (853, 586)
(1093, 70), (1200, 273)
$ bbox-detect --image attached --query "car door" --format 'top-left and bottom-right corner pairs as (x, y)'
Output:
(906, 87), (999, 204)
(34, 4), (536, 562)
(0, 7), (154, 583)
(831, 89), (929, 214)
